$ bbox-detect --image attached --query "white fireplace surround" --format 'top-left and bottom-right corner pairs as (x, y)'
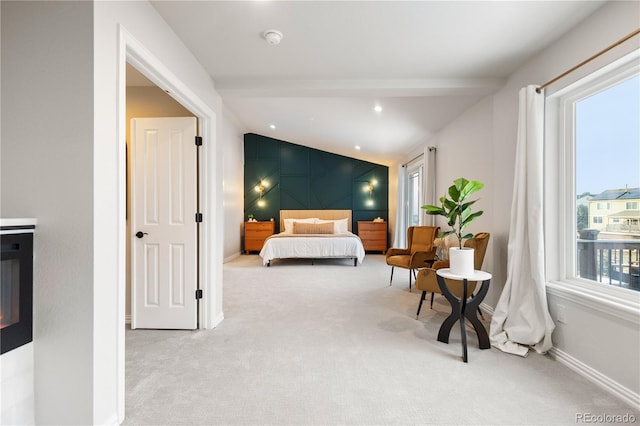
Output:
(1, 218), (36, 425)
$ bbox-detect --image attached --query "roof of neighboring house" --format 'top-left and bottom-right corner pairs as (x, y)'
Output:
(591, 188), (640, 201)
(608, 210), (640, 218)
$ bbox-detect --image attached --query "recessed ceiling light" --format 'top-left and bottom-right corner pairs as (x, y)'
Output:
(355, 146), (361, 150)
(374, 105), (382, 113)
(270, 124), (276, 129)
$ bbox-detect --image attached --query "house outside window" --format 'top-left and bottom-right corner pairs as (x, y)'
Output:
(547, 50), (639, 296)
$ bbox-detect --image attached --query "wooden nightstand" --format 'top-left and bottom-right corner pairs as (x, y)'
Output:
(357, 221), (387, 254)
(244, 221), (275, 254)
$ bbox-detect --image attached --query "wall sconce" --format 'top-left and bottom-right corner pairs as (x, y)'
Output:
(255, 179), (268, 207)
(363, 179), (377, 206)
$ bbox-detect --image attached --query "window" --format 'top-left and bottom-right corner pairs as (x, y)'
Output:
(547, 50), (640, 297)
(574, 74), (639, 292)
(406, 162), (423, 227)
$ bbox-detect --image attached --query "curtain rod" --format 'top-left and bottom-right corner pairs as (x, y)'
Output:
(536, 28), (640, 93)
(402, 147), (436, 167)
(402, 153), (424, 167)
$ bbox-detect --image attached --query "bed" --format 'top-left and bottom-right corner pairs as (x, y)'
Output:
(259, 209), (366, 266)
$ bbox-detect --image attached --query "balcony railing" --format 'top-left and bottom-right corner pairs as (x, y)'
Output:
(577, 238), (640, 291)
(604, 224), (640, 233)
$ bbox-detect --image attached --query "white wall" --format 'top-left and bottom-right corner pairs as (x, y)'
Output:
(1, 2), (94, 423)
(426, 97), (497, 301)
(419, 0), (640, 406)
(222, 106), (246, 261)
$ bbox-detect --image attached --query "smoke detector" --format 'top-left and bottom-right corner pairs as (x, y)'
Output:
(263, 29), (283, 45)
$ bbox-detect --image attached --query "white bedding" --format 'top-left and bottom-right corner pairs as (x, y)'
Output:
(259, 232), (366, 266)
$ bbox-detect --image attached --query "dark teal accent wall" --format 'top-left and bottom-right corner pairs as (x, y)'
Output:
(244, 133), (389, 232)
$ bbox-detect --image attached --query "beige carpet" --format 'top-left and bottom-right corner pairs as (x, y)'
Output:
(123, 254), (637, 425)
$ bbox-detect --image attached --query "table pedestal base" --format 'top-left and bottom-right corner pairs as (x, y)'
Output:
(436, 275), (491, 362)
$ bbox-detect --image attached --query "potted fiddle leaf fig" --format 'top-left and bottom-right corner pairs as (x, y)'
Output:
(422, 177), (484, 276)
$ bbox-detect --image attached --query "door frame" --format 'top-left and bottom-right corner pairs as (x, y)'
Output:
(116, 25), (220, 421)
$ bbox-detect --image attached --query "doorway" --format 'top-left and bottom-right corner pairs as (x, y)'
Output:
(125, 65), (199, 328)
(118, 38), (219, 420)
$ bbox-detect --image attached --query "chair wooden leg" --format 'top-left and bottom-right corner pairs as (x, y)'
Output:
(389, 267), (394, 286)
(430, 292), (435, 308)
(409, 269), (413, 292)
(416, 291), (427, 319)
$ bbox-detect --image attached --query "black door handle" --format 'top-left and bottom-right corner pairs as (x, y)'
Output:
(135, 231), (148, 239)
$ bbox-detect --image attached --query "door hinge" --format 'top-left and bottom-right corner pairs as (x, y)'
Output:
(195, 289), (203, 299)
(195, 136), (203, 146)
(195, 213), (203, 223)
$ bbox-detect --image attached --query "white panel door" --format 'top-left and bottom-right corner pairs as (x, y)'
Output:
(131, 117), (198, 329)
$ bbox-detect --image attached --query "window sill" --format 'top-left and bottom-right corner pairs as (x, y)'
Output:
(546, 280), (640, 323)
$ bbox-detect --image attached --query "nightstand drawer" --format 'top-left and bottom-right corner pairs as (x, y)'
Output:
(362, 239), (387, 251)
(246, 222), (273, 230)
(247, 228), (274, 238)
(245, 238), (268, 252)
(358, 229), (386, 239)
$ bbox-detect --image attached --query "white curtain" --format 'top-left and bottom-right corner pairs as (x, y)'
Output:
(393, 164), (408, 248)
(489, 85), (555, 356)
(424, 146), (437, 226)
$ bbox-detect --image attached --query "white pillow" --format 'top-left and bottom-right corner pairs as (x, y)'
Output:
(282, 218), (318, 233)
(316, 218), (349, 234)
(334, 218), (349, 233)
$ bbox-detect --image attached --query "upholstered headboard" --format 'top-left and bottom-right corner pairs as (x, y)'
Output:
(280, 210), (353, 232)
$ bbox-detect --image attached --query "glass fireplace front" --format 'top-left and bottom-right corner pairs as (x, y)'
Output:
(1, 229), (34, 355)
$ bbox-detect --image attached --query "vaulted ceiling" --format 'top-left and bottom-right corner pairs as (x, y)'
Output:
(138, 1), (606, 165)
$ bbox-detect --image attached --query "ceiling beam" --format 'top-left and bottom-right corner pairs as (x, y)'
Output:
(215, 77), (506, 98)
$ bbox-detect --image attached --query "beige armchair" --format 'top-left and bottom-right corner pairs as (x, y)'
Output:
(414, 232), (490, 319)
(385, 226), (439, 291)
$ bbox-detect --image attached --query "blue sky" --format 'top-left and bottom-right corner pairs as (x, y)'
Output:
(576, 74), (640, 195)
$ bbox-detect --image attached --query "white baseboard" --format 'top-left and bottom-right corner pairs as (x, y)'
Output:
(211, 312), (224, 328)
(96, 412), (119, 426)
(549, 347), (640, 411)
(479, 302), (494, 316)
(224, 252), (241, 263)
